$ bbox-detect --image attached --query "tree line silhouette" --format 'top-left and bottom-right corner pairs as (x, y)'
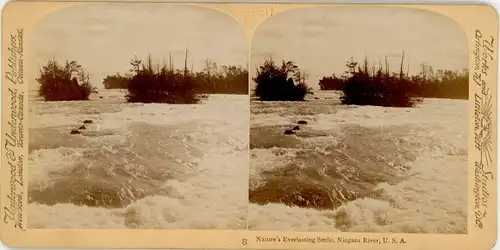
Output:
(103, 57), (248, 95)
(37, 49), (248, 103)
(253, 52), (468, 107)
(318, 52), (468, 107)
(253, 58), (312, 101)
(36, 60), (97, 101)
(37, 50), (468, 107)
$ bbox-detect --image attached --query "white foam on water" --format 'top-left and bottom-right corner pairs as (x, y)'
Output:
(28, 89), (129, 129)
(248, 152), (467, 233)
(122, 150), (248, 229)
(28, 148), (85, 190)
(250, 148), (300, 190)
(249, 92), (468, 233)
(28, 91), (249, 229)
(29, 89), (468, 232)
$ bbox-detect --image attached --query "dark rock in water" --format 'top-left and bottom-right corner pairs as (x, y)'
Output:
(83, 120), (93, 124)
(284, 129), (295, 135)
(70, 129), (81, 134)
(79, 125), (86, 130)
(297, 120), (308, 125)
(314, 97), (319, 100)
(292, 126), (300, 131)
(99, 96), (104, 99)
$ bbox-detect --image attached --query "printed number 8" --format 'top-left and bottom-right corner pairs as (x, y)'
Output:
(242, 238), (247, 245)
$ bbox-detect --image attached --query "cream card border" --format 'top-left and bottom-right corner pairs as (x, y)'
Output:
(0, 2), (497, 249)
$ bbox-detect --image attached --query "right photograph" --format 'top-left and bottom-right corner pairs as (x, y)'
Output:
(248, 6), (468, 233)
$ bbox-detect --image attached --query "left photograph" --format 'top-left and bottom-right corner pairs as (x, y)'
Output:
(27, 4), (249, 229)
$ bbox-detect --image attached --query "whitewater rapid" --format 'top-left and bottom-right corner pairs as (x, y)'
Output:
(27, 89), (468, 232)
(28, 90), (249, 229)
(248, 91), (468, 233)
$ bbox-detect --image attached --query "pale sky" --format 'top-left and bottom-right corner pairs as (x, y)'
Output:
(251, 6), (469, 89)
(29, 5), (468, 91)
(29, 4), (248, 89)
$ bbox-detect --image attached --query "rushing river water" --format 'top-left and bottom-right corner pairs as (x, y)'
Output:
(27, 89), (467, 233)
(248, 91), (468, 233)
(28, 89), (249, 229)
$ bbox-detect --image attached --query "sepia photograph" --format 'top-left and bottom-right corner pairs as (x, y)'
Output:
(248, 6), (469, 233)
(27, 3), (249, 229)
(1, 1), (499, 249)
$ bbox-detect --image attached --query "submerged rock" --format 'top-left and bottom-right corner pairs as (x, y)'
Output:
(292, 126), (300, 131)
(83, 120), (93, 124)
(70, 129), (81, 135)
(284, 130), (295, 135)
(79, 125), (86, 130)
(297, 120), (308, 125)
